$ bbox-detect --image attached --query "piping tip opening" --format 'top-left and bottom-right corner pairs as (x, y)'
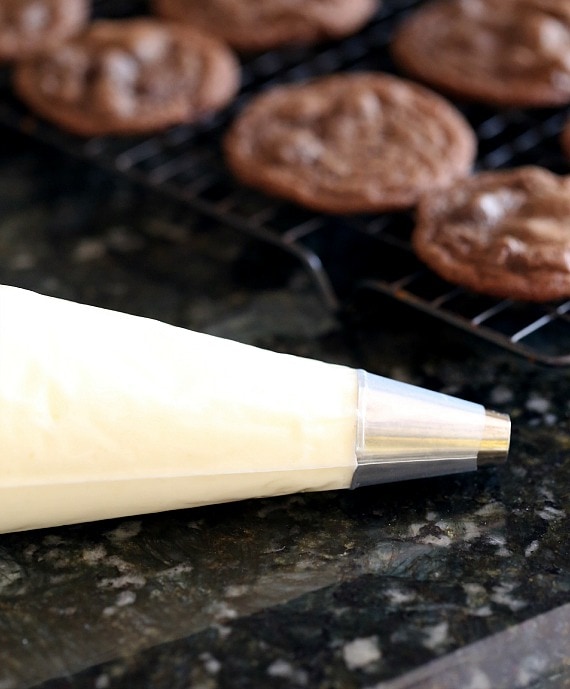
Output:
(477, 409), (511, 467)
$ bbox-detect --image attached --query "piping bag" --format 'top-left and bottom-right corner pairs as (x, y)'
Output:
(0, 285), (510, 533)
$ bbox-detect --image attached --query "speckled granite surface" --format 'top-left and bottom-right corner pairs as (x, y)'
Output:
(0, 131), (569, 689)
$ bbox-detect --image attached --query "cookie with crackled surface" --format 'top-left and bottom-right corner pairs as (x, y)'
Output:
(151, 0), (380, 52)
(391, 0), (570, 107)
(13, 18), (240, 137)
(223, 72), (477, 214)
(412, 166), (570, 302)
(0, 0), (88, 62)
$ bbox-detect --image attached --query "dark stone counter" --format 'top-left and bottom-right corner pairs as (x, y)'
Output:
(0, 132), (569, 689)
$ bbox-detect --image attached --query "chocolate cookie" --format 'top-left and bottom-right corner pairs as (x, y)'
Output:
(391, 0), (570, 108)
(13, 18), (241, 137)
(412, 166), (570, 302)
(223, 72), (477, 214)
(151, 0), (380, 52)
(0, 0), (89, 62)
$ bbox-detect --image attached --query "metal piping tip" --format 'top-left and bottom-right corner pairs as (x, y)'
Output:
(478, 410), (511, 467)
(351, 371), (511, 489)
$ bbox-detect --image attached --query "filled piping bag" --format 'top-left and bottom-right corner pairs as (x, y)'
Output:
(0, 285), (510, 533)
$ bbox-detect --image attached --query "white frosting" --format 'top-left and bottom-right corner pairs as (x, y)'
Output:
(0, 285), (357, 532)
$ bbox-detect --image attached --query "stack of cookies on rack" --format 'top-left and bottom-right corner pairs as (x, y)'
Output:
(219, 0), (570, 305)
(389, 0), (570, 303)
(4, 0), (570, 304)
(5, 0), (382, 136)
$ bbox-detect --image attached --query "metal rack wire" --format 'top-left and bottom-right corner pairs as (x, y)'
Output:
(1, 0), (569, 365)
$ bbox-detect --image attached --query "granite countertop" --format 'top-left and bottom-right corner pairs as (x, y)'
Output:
(0, 131), (569, 689)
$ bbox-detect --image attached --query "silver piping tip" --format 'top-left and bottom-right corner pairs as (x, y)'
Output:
(477, 410), (511, 467)
(351, 371), (511, 489)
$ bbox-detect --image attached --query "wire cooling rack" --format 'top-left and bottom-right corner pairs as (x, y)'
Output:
(1, 0), (569, 365)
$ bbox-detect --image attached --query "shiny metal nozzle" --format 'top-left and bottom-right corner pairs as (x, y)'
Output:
(351, 370), (511, 489)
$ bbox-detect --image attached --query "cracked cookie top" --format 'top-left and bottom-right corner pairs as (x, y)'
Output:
(224, 72), (477, 214)
(391, 0), (570, 107)
(14, 18), (241, 136)
(412, 166), (570, 302)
